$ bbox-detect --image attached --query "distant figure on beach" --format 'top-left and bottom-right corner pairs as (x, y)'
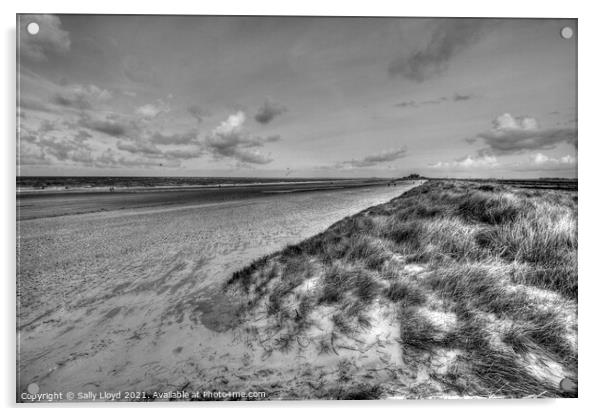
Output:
(109, 187), (115, 192)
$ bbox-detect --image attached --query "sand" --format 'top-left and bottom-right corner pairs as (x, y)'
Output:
(17, 182), (419, 400)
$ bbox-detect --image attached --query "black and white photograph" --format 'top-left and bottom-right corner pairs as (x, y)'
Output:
(15, 13), (578, 402)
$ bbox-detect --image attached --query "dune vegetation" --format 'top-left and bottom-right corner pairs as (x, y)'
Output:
(225, 180), (577, 399)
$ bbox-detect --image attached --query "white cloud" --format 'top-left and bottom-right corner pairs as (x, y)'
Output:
(205, 111), (279, 165)
(471, 113), (577, 154)
(560, 155), (576, 164)
(530, 153), (576, 165)
(213, 111), (246, 136)
(532, 153), (549, 164)
(135, 100), (170, 119)
(431, 154), (498, 169)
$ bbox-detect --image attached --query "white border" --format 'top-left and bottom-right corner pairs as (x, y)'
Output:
(2, 1), (600, 414)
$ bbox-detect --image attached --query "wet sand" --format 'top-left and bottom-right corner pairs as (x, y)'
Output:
(17, 181), (419, 399)
(17, 179), (390, 221)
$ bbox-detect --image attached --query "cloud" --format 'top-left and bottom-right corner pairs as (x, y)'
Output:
(161, 146), (205, 160)
(37, 119), (57, 133)
(431, 154), (498, 169)
(530, 153), (576, 165)
(52, 84), (112, 110)
(335, 147), (408, 169)
(78, 114), (133, 137)
(150, 130), (198, 145)
(453, 93), (474, 101)
(187, 105), (209, 123)
(115, 127), (204, 160)
(389, 19), (489, 82)
(116, 140), (162, 156)
(18, 117), (205, 168)
(74, 130), (93, 141)
(254, 99), (287, 124)
(395, 93), (474, 108)
(18, 137), (48, 165)
(205, 111), (279, 164)
(470, 113), (578, 155)
(100, 141), (201, 167)
(135, 100), (170, 119)
(93, 148), (181, 169)
(34, 133), (94, 164)
(19, 15), (71, 62)
(18, 122), (99, 166)
(395, 100), (419, 108)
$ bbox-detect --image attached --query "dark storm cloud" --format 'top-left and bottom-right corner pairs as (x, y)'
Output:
(335, 147), (408, 168)
(254, 99), (287, 124)
(470, 113), (578, 155)
(19, 15), (71, 62)
(206, 111), (279, 165)
(389, 19), (489, 82)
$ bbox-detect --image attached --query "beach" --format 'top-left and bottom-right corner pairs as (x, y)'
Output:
(17, 180), (419, 397)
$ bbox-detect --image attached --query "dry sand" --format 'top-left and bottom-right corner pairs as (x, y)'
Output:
(17, 182), (419, 400)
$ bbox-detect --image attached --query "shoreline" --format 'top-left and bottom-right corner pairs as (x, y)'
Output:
(17, 179), (412, 221)
(16, 178), (393, 195)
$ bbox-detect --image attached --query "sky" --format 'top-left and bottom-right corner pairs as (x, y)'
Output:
(17, 15), (577, 178)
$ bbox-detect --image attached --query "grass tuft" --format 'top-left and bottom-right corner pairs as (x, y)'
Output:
(225, 179), (577, 399)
